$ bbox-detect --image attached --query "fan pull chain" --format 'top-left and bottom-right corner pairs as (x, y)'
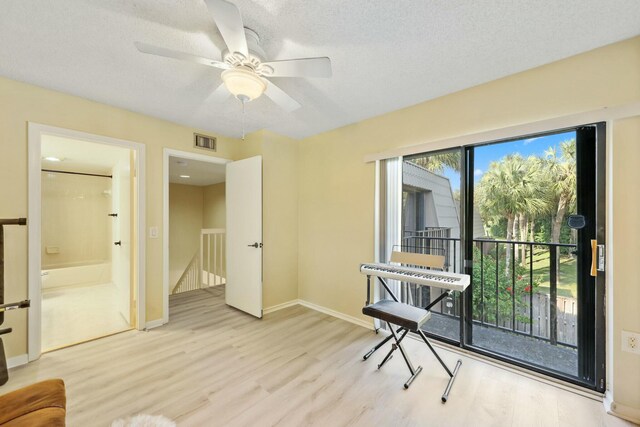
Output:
(241, 98), (246, 141)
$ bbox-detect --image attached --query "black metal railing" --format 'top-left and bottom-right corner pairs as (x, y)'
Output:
(403, 228), (456, 270)
(400, 233), (578, 349)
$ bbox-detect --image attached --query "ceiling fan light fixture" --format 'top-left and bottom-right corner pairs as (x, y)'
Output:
(221, 68), (266, 101)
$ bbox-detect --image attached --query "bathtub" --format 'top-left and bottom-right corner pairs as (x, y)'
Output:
(41, 262), (112, 290)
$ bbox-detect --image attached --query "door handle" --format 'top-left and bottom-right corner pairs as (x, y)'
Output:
(114, 241), (122, 246)
(247, 242), (263, 248)
(590, 240), (606, 276)
(590, 240), (597, 277)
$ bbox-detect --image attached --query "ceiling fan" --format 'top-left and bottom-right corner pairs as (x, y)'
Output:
(134, 0), (332, 114)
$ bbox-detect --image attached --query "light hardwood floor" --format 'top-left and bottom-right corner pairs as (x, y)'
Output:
(4, 287), (633, 426)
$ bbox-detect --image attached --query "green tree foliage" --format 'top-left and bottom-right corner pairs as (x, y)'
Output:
(407, 152), (460, 174)
(475, 139), (577, 273)
(472, 245), (540, 325)
(543, 140), (576, 245)
(475, 154), (548, 272)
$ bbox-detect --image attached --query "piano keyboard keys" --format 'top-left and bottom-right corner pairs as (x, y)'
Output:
(360, 263), (470, 292)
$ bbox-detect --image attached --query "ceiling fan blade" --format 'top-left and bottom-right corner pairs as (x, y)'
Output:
(264, 80), (301, 112)
(208, 83), (231, 103)
(262, 57), (332, 78)
(204, 0), (248, 57)
(135, 42), (230, 70)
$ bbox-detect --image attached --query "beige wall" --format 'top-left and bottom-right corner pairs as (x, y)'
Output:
(237, 130), (299, 308)
(168, 183), (204, 290)
(0, 76), (242, 358)
(203, 183), (226, 229)
(611, 117), (640, 413)
(41, 172), (112, 269)
(297, 36), (640, 416)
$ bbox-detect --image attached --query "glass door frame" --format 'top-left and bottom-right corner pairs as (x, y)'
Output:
(456, 122), (606, 391)
(384, 122), (606, 390)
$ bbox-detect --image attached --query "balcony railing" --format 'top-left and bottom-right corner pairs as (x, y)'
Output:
(403, 228), (455, 270)
(400, 232), (578, 349)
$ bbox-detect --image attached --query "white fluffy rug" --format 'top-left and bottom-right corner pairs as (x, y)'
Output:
(111, 414), (176, 427)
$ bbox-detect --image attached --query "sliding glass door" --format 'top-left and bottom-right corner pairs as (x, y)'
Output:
(463, 124), (605, 389)
(389, 123), (605, 390)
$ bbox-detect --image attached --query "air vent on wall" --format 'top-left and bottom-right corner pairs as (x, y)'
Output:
(194, 133), (217, 151)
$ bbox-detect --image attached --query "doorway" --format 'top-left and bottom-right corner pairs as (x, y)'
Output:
(167, 155), (227, 297)
(28, 124), (146, 360)
(162, 149), (263, 324)
(163, 150), (228, 324)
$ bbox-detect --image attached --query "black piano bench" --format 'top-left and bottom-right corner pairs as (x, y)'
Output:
(362, 299), (462, 402)
(362, 300), (431, 331)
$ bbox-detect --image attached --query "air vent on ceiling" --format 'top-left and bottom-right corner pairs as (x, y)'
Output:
(194, 133), (217, 151)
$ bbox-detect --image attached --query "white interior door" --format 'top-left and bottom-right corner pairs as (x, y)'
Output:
(226, 155), (262, 318)
(112, 153), (131, 324)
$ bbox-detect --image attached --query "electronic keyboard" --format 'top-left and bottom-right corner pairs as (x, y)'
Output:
(360, 263), (470, 292)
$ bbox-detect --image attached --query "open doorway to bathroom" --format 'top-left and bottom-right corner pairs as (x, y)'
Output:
(28, 123), (146, 361)
(39, 135), (134, 351)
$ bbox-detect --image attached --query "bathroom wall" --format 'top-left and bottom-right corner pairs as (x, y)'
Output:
(41, 171), (112, 269)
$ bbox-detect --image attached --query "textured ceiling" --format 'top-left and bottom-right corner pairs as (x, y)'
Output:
(1, 1), (640, 139)
(169, 156), (226, 186)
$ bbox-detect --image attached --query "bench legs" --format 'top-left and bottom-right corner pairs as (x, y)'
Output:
(389, 325), (423, 389)
(376, 328), (408, 370)
(366, 323), (424, 389)
(416, 329), (462, 402)
(363, 331), (393, 361)
(362, 324), (462, 401)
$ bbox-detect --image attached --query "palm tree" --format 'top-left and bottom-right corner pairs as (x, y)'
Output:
(407, 152), (460, 174)
(477, 155), (522, 273)
(544, 140), (576, 244)
(543, 139), (576, 272)
(477, 154), (547, 273)
(518, 156), (551, 263)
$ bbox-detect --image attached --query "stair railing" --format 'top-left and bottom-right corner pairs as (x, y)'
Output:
(172, 251), (200, 294)
(201, 229), (226, 287)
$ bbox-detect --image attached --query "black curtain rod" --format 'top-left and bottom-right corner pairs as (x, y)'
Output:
(42, 169), (112, 179)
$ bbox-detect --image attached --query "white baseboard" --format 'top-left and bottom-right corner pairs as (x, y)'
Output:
(298, 300), (374, 331)
(144, 318), (165, 330)
(7, 354), (29, 369)
(263, 299), (300, 314)
(262, 299), (374, 331)
(603, 391), (617, 418)
(604, 391), (640, 424)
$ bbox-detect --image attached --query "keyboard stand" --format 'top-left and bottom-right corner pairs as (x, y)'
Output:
(362, 275), (463, 402)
